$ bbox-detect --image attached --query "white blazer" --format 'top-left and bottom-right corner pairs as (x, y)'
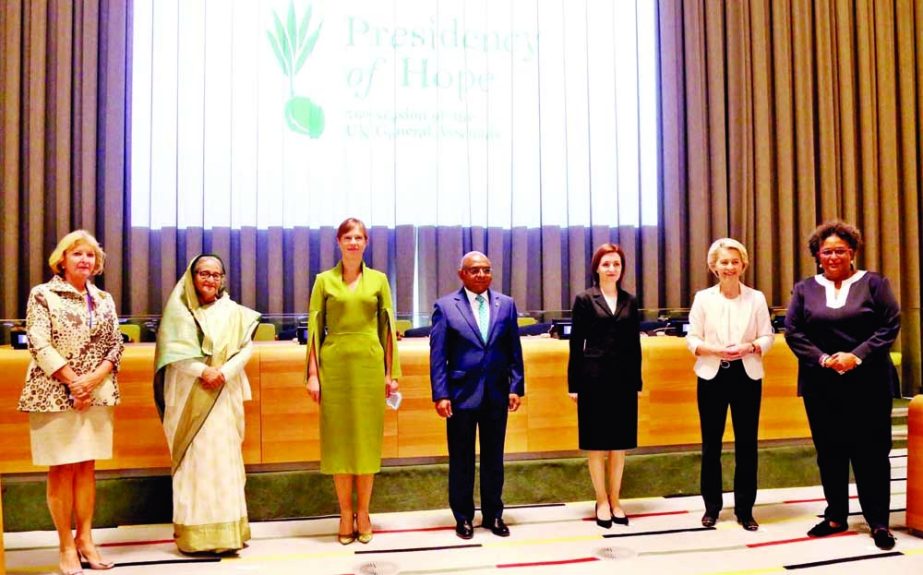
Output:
(686, 284), (775, 381)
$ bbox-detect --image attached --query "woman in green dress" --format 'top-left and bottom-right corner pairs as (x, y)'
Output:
(306, 217), (401, 545)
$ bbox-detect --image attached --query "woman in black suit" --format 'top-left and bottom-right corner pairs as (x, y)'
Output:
(568, 243), (642, 528)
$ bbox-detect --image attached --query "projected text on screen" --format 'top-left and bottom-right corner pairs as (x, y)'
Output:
(131, 0), (659, 230)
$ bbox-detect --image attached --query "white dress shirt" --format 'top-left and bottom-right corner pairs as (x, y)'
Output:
(603, 292), (618, 314)
(464, 288), (491, 330)
(686, 284), (775, 380)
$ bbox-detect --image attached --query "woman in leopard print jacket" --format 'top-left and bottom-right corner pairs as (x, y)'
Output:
(19, 230), (123, 574)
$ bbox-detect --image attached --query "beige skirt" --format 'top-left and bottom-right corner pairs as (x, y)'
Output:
(29, 406), (114, 466)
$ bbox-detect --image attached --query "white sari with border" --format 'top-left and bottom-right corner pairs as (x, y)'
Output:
(161, 301), (254, 553)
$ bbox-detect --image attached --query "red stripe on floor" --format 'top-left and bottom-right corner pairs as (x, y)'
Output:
(746, 530), (858, 548)
(498, 556), (599, 569)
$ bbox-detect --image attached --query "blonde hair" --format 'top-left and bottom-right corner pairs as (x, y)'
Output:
(48, 230), (106, 275)
(706, 238), (749, 275)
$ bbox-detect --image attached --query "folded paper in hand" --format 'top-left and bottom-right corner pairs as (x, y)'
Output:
(386, 391), (403, 410)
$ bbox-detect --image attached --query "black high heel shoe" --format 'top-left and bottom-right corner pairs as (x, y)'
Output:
(701, 511), (718, 528)
(611, 512), (629, 526)
(737, 516), (759, 531)
(595, 503), (612, 529)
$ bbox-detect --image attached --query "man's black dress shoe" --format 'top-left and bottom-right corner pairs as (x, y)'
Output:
(872, 528), (896, 550)
(701, 512), (718, 528)
(737, 516), (759, 531)
(455, 520), (474, 540)
(484, 517), (510, 537)
(806, 519), (847, 537)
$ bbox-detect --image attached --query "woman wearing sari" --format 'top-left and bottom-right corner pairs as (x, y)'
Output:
(153, 255), (260, 554)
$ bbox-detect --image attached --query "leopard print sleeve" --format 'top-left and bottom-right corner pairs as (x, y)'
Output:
(98, 294), (124, 373)
(26, 286), (68, 376)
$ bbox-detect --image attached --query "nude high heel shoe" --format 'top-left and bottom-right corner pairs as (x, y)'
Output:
(357, 511), (373, 544)
(77, 546), (114, 570)
(59, 548), (84, 575)
(337, 514), (356, 545)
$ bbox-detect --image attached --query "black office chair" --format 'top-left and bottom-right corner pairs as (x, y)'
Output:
(519, 322), (552, 336)
(639, 320), (669, 335)
(403, 326), (432, 338)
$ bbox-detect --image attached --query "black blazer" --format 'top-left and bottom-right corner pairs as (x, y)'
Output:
(567, 287), (643, 394)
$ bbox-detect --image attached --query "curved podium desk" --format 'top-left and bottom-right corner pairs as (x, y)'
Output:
(0, 335), (809, 571)
(0, 334), (808, 473)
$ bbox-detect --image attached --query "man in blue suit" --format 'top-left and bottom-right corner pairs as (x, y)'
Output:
(430, 251), (525, 539)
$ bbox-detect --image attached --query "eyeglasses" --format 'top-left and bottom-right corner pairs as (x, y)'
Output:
(464, 267), (492, 276)
(195, 271), (224, 281)
(819, 248), (851, 258)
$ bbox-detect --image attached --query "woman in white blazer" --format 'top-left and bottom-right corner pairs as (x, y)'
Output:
(687, 238), (774, 531)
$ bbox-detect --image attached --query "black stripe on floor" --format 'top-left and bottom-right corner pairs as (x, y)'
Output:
(784, 551), (903, 569)
(603, 526), (715, 538)
(502, 503), (568, 510)
(355, 543), (483, 554)
(108, 558), (221, 567)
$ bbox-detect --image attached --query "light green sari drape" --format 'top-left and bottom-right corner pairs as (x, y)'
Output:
(153, 260), (260, 472)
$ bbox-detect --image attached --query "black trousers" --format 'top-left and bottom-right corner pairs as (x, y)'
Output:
(446, 403), (509, 524)
(697, 361), (762, 518)
(802, 375), (893, 530)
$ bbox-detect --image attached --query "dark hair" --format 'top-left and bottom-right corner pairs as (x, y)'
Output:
(190, 253), (227, 298)
(808, 221), (862, 263)
(590, 243), (626, 288)
(336, 217), (368, 240)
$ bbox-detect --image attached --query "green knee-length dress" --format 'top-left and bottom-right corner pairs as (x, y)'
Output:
(308, 262), (401, 474)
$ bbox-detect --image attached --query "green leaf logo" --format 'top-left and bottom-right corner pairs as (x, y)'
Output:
(267, 1), (325, 138)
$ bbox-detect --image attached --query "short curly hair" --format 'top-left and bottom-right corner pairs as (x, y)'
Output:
(808, 220), (862, 263)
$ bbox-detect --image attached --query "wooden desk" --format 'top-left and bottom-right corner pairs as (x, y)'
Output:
(0, 335), (808, 474)
(0, 335), (808, 572)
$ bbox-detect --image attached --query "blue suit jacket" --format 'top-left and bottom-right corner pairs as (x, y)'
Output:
(430, 288), (525, 409)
